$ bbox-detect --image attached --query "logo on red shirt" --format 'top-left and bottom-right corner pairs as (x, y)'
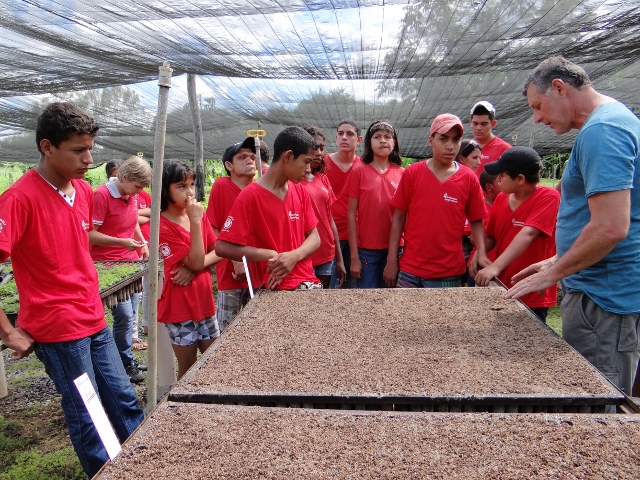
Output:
(288, 211), (300, 221)
(81, 220), (90, 231)
(160, 243), (172, 259)
(512, 219), (525, 227)
(223, 216), (234, 230)
(0, 218), (5, 233)
(443, 193), (458, 203)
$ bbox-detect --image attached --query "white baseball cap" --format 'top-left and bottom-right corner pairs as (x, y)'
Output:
(470, 101), (496, 116)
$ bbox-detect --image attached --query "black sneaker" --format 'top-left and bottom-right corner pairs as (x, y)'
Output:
(125, 364), (145, 383)
(133, 360), (147, 371)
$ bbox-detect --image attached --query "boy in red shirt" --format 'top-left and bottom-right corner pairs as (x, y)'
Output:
(325, 120), (362, 288)
(302, 126), (346, 288)
(469, 101), (512, 176)
(215, 126), (321, 290)
(384, 114), (488, 288)
(0, 103), (143, 477)
(471, 147), (560, 321)
(206, 137), (262, 330)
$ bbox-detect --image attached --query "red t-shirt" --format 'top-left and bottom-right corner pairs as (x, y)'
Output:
(218, 181), (319, 290)
(476, 136), (512, 176)
(487, 187), (560, 308)
(157, 215), (217, 323)
(325, 154), (361, 241)
(391, 160), (486, 279)
(303, 173), (337, 266)
(467, 201), (495, 267)
(137, 189), (152, 241)
(90, 180), (141, 261)
(206, 176), (264, 289)
(0, 170), (105, 342)
(344, 163), (404, 250)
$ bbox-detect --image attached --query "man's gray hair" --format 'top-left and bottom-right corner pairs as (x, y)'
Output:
(522, 56), (592, 96)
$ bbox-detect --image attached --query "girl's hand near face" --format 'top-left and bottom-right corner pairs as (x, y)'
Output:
(185, 195), (204, 223)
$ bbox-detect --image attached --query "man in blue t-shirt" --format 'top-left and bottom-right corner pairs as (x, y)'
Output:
(505, 56), (640, 397)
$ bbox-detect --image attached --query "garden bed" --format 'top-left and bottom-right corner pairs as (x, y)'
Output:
(96, 402), (640, 479)
(170, 288), (622, 411)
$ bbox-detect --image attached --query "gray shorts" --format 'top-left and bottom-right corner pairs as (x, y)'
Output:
(562, 291), (640, 396)
(164, 316), (220, 346)
(217, 289), (251, 332)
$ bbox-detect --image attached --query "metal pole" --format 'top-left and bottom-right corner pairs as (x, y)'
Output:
(247, 126), (266, 177)
(146, 61), (173, 410)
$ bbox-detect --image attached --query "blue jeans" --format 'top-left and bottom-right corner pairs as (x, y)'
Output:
(330, 240), (356, 289)
(35, 327), (144, 477)
(356, 248), (388, 289)
(111, 293), (139, 368)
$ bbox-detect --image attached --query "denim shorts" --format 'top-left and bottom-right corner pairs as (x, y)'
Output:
(164, 316), (220, 346)
(314, 258), (335, 277)
(397, 270), (462, 288)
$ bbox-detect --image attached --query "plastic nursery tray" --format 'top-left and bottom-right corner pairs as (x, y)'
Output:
(96, 260), (149, 309)
(96, 402), (640, 479)
(169, 288), (625, 413)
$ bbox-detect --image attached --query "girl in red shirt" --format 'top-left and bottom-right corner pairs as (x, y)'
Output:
(345, 120), (404, 288)
(157, 160), (221, 379)
(302, 126), (346, 288)
(457, 139), (483, 285)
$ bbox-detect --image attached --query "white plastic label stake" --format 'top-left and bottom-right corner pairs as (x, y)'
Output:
(242, 255), (254, 299)
(74, 373), (122, 460)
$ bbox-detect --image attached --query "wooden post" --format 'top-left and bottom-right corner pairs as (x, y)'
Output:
(0, 349), (7, 398)
(146, 62), (175, 411)
(187, 73), (205, 202)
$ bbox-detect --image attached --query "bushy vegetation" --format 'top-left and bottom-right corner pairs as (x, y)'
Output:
(540, 153), (570, 181)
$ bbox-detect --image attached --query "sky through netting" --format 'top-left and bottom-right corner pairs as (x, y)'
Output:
(0, 0), (638, 163)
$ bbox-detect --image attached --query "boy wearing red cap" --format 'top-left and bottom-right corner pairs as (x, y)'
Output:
(383, 114), (488, 288)
(471, 146), (560, 321)
(469, 101), (512, 176)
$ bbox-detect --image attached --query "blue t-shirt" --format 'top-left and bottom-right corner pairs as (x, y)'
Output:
(557, 102), (640, 314)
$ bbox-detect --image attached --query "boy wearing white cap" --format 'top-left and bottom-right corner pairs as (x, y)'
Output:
(470, 101), (511, 176)
(383, 114), (488, 288)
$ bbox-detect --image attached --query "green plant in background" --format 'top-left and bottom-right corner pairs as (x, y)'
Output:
(0, 263), (143, 314)
(206, 158), (227, 182)
(541, 153), (569, 181)
(0, 162), (32, 193)
(95, 263), (141, 291)
(83, 164), (108, 188)
(401, 156), (415, 168)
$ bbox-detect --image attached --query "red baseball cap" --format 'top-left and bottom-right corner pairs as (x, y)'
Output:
(430, 114), (464, 137)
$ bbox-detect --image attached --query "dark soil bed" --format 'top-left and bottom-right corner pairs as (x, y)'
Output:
(97, 402), (640, 479)
(174, 288), (616, 400)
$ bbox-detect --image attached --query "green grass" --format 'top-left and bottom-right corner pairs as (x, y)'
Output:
(5, 355), (46, 387)
(0, 445), (84, 480)
(540, 177), (560, 188)
(0, 413), (84, 480)
(546, 306), (562, 336)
